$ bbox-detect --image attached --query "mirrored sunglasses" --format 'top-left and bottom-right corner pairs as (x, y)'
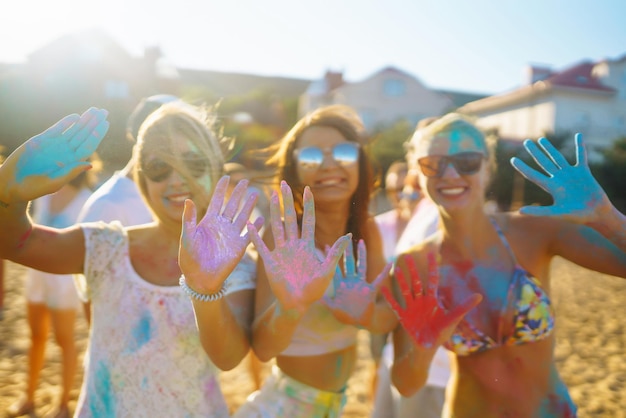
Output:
(141, 152), (209, 182)
(295, 142), (359, 170)
(418, 152), (485, 178)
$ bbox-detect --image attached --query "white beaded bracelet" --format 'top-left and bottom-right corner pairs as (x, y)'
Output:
(179, 275), (228, 302)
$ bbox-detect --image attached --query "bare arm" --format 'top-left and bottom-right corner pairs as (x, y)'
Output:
(384, 252), (481, 396)
(0, 108), (109, 274)
(511, 134), (626, 252)
(248, 182), (349, 361)
(178, 176), (263, 370)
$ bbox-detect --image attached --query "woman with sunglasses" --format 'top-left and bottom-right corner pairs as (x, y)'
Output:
(0, 105), (262, 417)
(232, 105), (395, 417)
(383, 113), (626, 417)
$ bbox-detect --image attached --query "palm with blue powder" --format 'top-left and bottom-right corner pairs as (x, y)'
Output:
(510, 134), (611, 224)
(247, 181), (351, 313)
(323, 238), (392, 327)
(1, 108), (109, 204)
(179, 176), (264, 294)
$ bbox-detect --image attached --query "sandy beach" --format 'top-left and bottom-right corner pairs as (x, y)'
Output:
(1, 257), (624, 417)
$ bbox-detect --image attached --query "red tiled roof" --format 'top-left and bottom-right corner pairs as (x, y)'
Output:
(545, 61), (615, 93)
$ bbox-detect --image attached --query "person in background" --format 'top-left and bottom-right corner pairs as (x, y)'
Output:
(384, 113), (626, 417)
(7, 156), (101, 418)
(76, 94), (179, 323)
(372, 119), (451, 418)
(0, 105), (261, 417)
(370, 161), (417, 416)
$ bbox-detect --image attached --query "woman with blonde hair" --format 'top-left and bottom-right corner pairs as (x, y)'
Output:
(0, 105), (262, 417)
(384, 113), (626, 417)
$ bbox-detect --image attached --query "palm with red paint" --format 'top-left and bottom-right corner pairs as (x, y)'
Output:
(382, 253), (482, 348)
(179, 176), (263, 294)
(248, 181), (350, 313)
(323, 239), (392, 327)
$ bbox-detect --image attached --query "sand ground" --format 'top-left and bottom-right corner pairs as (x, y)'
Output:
(1, 258), (624, 417)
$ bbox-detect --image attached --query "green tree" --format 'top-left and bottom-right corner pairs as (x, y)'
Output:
(368, 119), (414, 182)
(591, 136), (626, 213)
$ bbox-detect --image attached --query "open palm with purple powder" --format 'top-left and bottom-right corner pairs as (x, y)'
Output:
(248, 181), (350, 313)
(323, 239), (391, 327)
(178, 175), (263, 294)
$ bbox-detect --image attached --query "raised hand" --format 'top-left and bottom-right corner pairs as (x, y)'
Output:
(382, 253), (481, 348)
(178, 176), (264, 293)
(247, 181), (351, 313)
(510, 134), (611, 223)
(0, 107), (109, 205)
(1, 108), (109, 204)
(323, 239), (391, 327)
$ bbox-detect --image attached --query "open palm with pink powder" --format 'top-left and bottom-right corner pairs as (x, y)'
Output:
(323, 238), (391, 327)
(382, 253), (482, 348)
(248, 181), (350, 313)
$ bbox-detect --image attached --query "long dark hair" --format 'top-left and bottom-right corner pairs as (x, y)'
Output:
(266, 105), (376, 246)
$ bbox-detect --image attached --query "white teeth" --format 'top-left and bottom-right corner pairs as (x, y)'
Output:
(318, 179), (342, 186)
(169, 195), (190, 202)
(439, 187), (465, 196)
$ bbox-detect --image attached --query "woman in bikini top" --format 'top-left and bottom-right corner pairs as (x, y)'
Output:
(383, 113), (626, 418)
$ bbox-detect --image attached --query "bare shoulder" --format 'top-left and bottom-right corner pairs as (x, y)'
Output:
(495, 211), (560, 238)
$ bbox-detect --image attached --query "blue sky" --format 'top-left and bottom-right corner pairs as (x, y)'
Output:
(1, 0), (625, 94)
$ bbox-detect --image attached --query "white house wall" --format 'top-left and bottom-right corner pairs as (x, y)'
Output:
(552, 92), (621, 151)
(332, 70), (453, 130)
(473, 100), (555, 141)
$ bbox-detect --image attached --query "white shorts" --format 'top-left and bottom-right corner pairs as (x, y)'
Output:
(233, 366), (346, 418)
(25, 269), (81, 310)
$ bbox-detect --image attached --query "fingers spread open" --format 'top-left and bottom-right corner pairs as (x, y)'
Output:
(206, 176), (229, 218)
(426, 252), (439, 298)
(281, 181), (299, 241)
(301, 186), (316, 242)
(537, 137), (570, 169)
(510, 157), (550, 192)
(223, 178), (248, 221)
(269, 190), (286, 247)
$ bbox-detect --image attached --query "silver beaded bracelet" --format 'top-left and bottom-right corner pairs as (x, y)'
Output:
(179, 275), (228, 302)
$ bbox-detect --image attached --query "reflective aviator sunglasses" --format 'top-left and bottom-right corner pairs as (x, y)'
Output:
(417, 151), (485, 177)
(294, 142), (360, 170)
(141, 152), (210, 182)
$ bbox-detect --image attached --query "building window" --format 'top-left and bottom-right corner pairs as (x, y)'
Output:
(383, 79), (406, 97)
(104, 80), (129, 99)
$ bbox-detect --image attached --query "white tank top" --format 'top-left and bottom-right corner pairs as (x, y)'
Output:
(280, 249), (359, 356)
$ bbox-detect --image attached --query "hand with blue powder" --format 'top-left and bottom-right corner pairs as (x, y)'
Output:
(0, 108), (109, 206)
(510, 133), (612, 224)
(323, 238), (391, 327)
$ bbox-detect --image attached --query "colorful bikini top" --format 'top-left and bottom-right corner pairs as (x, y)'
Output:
(442, 218), (555, 356)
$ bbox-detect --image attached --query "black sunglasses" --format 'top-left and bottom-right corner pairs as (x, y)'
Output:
(294, 143), (359, 170)
(418, 152), (485, 178)
(141, 152), (209, 182)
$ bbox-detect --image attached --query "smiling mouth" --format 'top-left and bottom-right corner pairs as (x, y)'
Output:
(438, 187), (466, 196)
(167, 193), (191, 203)
(316, 178), (345, 187)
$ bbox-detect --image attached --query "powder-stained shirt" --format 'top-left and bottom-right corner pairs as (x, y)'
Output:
(74, 221), (255, 418)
